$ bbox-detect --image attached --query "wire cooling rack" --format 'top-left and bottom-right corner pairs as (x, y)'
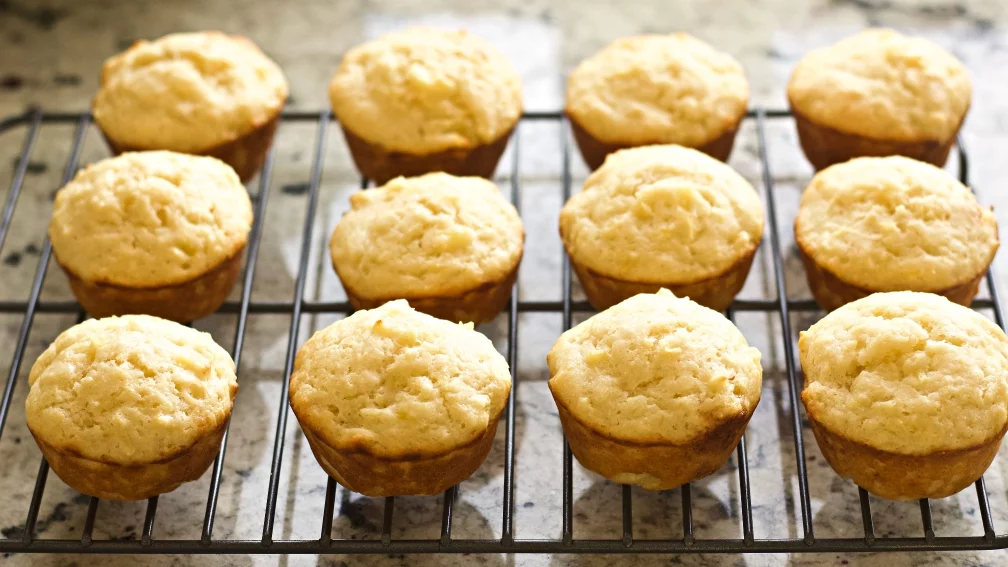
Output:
(0, 108), (1005, 555)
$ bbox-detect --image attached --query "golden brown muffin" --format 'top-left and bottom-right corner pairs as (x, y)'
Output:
(49, 151), (253, 322)
(288, 300), (512, 496)
(559, 145), (763, 312)
(799, 292), (1008, 500)
(565, 34), (749, 169)
(93, 31), (289, 181)
(795, 156), (998, 311)
(547, 289), (762, 490)
(329, 28), (523, 184)
(329, 173), (523, 324)
(787, 28), (971, 169)
(25, 315), (238, 500)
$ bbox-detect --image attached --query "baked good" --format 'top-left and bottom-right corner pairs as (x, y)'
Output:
(795, 156), (998, 311)
(559, 144), (763, 311)
(787, 28), (971, 169)
(49, 151), (253, 322)
(547, 289), (762, 490)
(565, 34), (749, 169)
(329, 172), (523, 324)
(288, 299), (512, 496)
(93, 31), (289, 181)
(799, 292), (1008, 500)
(25, 315), (238, 500)
(329, 27), (522, 183)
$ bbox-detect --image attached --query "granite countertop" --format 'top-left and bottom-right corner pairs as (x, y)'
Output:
(1, 0), (1008, 566)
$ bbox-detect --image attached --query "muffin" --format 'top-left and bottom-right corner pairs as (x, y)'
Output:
(799, 292), (1008, 500)
(329, 28), (523, 184)
(93, 31), (289, 181)
(559, 145), (764, 312)
(565, 34), (749, 169)
(25, 315), (238, 500)
(289, 299), (512, 496)
(548, 289), (762, 490)
(330, 172), (523, 324)
(795, 156), (998, 311)
(49, 151), (253, 323)
(787, 28), (971, 169)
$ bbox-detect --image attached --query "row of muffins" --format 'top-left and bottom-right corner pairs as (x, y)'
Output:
(49, 144), (997, 329)
(25, 286), (1008, 502)
(89, 27), (971, 184)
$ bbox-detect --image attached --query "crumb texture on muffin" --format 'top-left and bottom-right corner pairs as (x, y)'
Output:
(93, 31), (288, 152)
(329, 28), (522, 154)
(25, 315), (237, 463)
(787, 28), (970, 142)
(547, 289), (762, 444)
(795, 156), (998, 292)
(288, 300), (512, 458)
(49, 151), (253, 287)
(565, 34), (749, 147)
(330, 173), (523, 298)
(800, 292), (1008, 455)
(560, 145), (763, 283)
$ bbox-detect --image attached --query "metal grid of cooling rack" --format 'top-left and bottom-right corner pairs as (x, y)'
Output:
(0, 108), (1005, 555)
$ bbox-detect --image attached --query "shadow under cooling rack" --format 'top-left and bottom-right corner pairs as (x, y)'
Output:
(0, 108), (1004, 555)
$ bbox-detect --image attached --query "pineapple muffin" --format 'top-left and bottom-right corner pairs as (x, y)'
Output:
(559, 145), (763, 311)
(787, 28), (971, 169)
(329, 28), (523, 183)
(25, 315), (238, 500)
(795, 156), (998, 311)
(566, 34), (749, 169)
(548, 289), (762, 490)
(288, 300), (512, 496)
(800, 292), (1008, 500)
(93, 31), (289, 181)
(49, 151), (253, 322)
(330, 173), (523, 324)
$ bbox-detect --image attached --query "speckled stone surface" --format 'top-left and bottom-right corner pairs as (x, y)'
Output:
(1, 0), (1008, 566)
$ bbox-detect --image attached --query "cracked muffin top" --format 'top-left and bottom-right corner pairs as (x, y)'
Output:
(288, 300), (512, 458)
(26, 315), (238, 464)
(93, 31), (288, 152)
(49, 151), (252, 287)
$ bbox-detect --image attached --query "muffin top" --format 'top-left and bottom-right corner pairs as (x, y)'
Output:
(93, 31), (288, 153)
(787, 28), (971, 142)
(329, 28), (523, 154)
(795, 156), (998, 292)
(800, 292), (1008, 454)
(565, 34), (749, 147)
(330, 173), (523, 299)
(49, 151), (253, 287)
(288, 300), (512, 458)
(548, 289), (761, 444)
(26, 315), (237, 464)
(559, 145), (763, 283)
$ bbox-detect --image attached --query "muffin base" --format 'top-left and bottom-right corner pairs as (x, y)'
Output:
(29, 421), (228, 501)
(567, 113), (743, 170)
(338, 262), (520, 325)
(796, 246), (986, 312)
(790, 107), (963, 170)
(56, 247), (245, 323)
(568, 249), (757, 312)
(341, 125), (515, 185)
(99, 113), (281, 182)
(807, 419), (1006, 501)
(297, 411), (503, 497)
(551, 394), (755, 490)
